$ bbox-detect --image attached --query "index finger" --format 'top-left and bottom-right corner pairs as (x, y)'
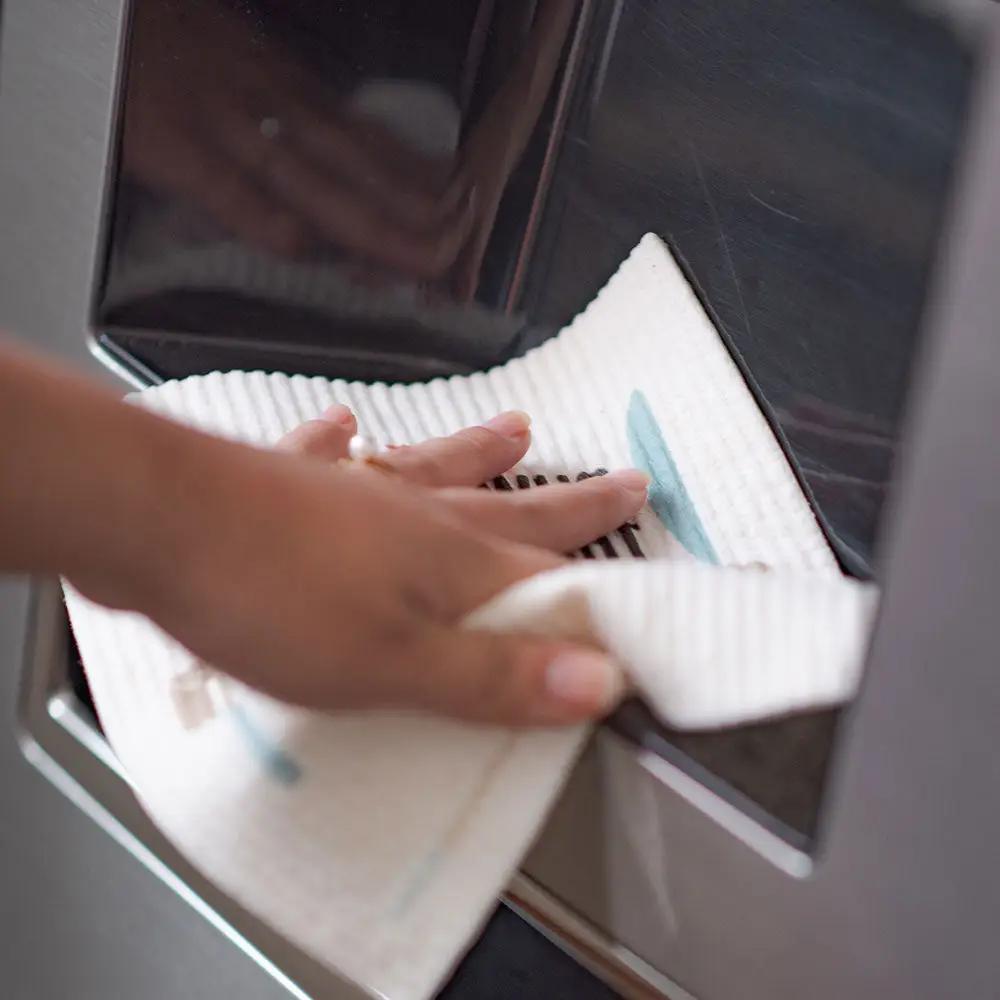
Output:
(376, 411), (533, 486)
(439, 471), (649, 553)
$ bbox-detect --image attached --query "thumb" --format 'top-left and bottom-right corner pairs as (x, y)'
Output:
(411, 627), (625, 727)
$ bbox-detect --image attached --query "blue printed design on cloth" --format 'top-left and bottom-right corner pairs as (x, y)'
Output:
(627, 389), (719, 565)
(229, 701), (303, 785)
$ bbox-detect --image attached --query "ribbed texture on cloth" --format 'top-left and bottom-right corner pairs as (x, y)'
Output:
(64, 235), (875, 1000)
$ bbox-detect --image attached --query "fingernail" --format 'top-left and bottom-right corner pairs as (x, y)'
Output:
(605, 469), (651, 494)
(545, 650), (622, 712)
(324, 404), (355, 427)
(484, 410), (532, 441)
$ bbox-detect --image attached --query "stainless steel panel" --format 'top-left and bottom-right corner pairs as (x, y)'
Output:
(0, 2), (656, 995)
(529, 16), (1000, 998)
(0, 1), (314, 997)
(5, 1), (1000, 998)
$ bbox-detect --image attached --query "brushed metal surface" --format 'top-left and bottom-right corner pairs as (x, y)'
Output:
(529, 17), (1000, 999)
(0, 6), (634, 996)
(5, 2), (1000, 999)
(0, 2), (292, 997)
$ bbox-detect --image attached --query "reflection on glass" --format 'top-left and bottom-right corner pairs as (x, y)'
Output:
(116, 0), (577, 303)
(102, 0), (973, 579)
(97, 0), (976, 840)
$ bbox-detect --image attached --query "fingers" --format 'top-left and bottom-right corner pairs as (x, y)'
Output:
(409, 627), (625, 726)
(277, 404), (357, 459)
(374, 411), (531, 486)
(277, 408), (648, 556)
(440, 470), (649, 551)
(277, 408), (533, 486)
(401, 527), (625, 727)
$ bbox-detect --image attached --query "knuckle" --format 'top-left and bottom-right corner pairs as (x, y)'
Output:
(477, 639), (549, 722)
(590, 478), (626, 518)
(279, 420), (339, 455)
(454, 426), (498, 462)
(388, 443), (444, 484)
(468, 637), (521, 710)
(521, 490), (560, 531)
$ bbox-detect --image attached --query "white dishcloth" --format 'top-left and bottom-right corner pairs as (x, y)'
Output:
(64, 234), (876, 999)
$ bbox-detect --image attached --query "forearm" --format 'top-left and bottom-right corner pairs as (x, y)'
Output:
(0, 339), (236, 610)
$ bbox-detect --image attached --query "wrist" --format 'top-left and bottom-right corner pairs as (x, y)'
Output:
(62, 404), (238, 618)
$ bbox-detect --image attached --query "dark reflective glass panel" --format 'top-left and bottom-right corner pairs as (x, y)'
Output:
(96, 0), (976, 840)
(98, 0), (973, 573)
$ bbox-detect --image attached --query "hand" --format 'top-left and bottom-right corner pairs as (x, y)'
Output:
(131, 406), (648, 727)
(0, 343), (644, 725)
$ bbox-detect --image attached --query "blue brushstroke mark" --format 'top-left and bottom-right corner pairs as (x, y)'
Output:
(391, 847), (445, 918)
(627, 389), (719, 564)
(228, 702), (303, 785)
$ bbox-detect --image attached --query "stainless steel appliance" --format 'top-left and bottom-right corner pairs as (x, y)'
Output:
(3, 2), (999, 997)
